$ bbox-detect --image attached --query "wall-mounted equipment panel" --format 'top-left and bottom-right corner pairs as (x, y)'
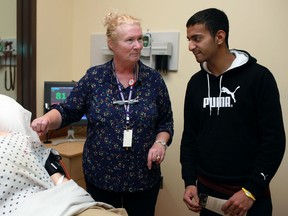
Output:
(0, 38), (17, 66)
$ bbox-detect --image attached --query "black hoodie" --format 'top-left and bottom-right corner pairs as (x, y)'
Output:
(180, 49), (285, 198)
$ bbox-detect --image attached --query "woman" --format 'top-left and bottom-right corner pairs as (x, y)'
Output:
(31, 12), (174, 216)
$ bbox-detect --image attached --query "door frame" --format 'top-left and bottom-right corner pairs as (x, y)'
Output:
(17, 0), (37, 119)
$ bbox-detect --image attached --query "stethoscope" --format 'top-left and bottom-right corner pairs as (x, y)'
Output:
(3, 42), (16, 91)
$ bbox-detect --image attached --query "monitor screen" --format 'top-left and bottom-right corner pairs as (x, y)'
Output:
(44, 81), (87, 126)
(50, 86), (73, 106)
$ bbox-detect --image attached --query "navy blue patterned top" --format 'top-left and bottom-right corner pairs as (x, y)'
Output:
(53, 60), (174, 192)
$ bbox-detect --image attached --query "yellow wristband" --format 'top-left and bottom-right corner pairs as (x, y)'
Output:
(242, 187), (256, 201)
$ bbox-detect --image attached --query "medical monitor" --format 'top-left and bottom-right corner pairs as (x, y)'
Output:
(44, 81), (87, 126)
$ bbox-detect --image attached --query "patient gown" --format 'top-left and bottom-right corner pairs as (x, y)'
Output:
(0, 132), (53, 215)
(0, 132), (116, 216)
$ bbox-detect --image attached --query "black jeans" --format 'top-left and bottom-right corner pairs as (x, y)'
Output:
(86, 179), (160, 216)
(197, 181), (272, 216)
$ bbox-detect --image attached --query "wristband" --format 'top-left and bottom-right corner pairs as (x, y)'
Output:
(242, 187), (256, 201)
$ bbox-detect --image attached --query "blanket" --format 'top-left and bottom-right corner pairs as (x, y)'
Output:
(13, 180), (120, 216)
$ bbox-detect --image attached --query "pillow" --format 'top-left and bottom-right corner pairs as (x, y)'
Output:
(0, 94), (40, 143)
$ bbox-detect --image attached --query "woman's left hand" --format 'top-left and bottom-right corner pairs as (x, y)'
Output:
(147, 142), (166, 170)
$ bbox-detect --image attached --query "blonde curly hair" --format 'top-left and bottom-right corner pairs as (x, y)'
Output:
(103, 11), (141, 42)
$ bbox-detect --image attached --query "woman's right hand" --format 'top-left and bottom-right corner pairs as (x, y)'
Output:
(31, 109), (62, 136)
(31, 117), (50, 136)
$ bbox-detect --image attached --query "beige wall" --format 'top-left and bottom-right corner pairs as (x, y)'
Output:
(37, 1), (288, 215)
(0, 0), (17, 99)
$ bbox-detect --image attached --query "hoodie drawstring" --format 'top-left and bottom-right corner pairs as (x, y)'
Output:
(206, 74), (212, 115)
(218, 75), (223, 115)
(206, 74), (223, 116)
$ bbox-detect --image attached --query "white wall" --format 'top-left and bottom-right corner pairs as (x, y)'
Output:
(37, 1), (288, 215)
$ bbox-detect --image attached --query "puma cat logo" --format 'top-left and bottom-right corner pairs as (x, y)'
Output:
(221, 86), (240, 103)
(261, 172), (268, 181)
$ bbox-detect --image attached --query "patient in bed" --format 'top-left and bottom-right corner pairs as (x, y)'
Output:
(0, 94), (128, 216)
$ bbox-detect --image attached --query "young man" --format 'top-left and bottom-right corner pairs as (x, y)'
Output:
(180, 8), (285, 216)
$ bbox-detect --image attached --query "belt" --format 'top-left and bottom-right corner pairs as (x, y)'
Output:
(198, 175), (270, 197)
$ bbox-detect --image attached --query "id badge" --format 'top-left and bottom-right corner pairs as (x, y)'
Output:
(123, 129), (133, 147)
(199, 193), (241, 216)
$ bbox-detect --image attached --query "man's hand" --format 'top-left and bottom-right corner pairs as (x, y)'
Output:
(222, 189), (254, 216)
(183, 185), (202, 213)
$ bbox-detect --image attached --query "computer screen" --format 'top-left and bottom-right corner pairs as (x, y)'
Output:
(44, 81), (87, 126)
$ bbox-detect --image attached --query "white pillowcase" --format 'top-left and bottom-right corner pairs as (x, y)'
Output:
(0, 94), (40, 143)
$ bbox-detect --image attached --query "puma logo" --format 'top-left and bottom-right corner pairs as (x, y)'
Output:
(261, 172), (268, 181)
(221, 86), (240, 103)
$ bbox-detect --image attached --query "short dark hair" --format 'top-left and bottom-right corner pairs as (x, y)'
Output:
(186, 8), (229, 47)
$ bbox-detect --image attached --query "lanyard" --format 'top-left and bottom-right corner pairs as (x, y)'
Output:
(116, 79), (133, 127)
(112, 62), (138, 128)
